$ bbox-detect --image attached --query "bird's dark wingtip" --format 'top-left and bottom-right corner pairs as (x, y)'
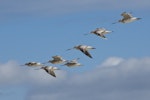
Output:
(52, 75), (56, 77)
(88, 55), (93, 58)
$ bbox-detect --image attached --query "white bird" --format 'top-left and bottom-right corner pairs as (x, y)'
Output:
(67, 45), (95, 58)
(22, 62), (44, 67)
(63, 58), (83, 67)
(40, 66), (60, 77)
(46, 55), (67, 64)
(113, 12), (141, 24)
(90, 27), (112, 39)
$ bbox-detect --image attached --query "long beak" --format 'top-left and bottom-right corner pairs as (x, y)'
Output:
(112, 21), (119, 24)
(66, 48), (74, 51)
(103, 37), (108, 40)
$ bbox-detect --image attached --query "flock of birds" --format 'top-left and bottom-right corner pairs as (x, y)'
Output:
(21, 12), (141, 77)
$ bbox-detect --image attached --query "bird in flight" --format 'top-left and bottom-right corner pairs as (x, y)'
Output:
(63, 58), (83, 67)
(113, 12), (141, 24)
(40, 66), (60, 77)
(21, 62), (44, 67)
(44, 55), (67, 64)
(90, 27), (113, 39)
(67, 45), (95, 58)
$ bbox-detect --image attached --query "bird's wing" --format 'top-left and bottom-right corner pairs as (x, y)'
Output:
(80, 49), (92, 58)
(96, 33), (106, 38)
(49, 69), (56, 77)
(53, 56), (62, 60)
(101, 31), (109, 34)
(69, 60), (77, 64)
(97, 28), (105, 32)
(121, 12), (132, 19)
(30, 62), (37, 66)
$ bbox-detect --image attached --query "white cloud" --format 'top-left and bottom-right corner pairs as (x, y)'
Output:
(26, 57), (150, 100)
(0, 61), (22, 85)
(0, 61), (67, 86)
(100, 57), (124, 67)
(1, 57), (150, 100)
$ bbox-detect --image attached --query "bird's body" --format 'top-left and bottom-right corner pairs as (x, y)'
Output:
(116, 12), (141, 24)
(48, 55), (66, 64)
(23, 62), (43, 67)
(63, 58), (82, 67)
(40, 66), (60, 77)
(68, 45), (95, 58)
(90, 28), (112, 39)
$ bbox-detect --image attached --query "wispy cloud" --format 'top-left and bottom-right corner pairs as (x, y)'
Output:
(1, 57), (150, 100)
(0, 61), (67, 86)
(27, 57), (150, 100)
(0, 0), (149, 17)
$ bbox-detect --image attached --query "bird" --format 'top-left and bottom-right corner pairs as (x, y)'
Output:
(40, 66), (60, 77)
(90, 27), (112, 39)
(113, 12), (141, 24)
(63, 58), (83, 67)
(21, 62), (44, 67)
(44, 55), (67, 64)
(67, 45), (95, 58)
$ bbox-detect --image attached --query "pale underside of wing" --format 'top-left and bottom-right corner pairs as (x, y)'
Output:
(48, 69), (56, 77)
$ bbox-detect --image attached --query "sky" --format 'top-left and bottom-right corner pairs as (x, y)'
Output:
(0, 0), (150, 100)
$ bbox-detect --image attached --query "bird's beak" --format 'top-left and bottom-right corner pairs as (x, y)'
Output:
(66, 48), (73, 51)
(112, 21), (119, 24)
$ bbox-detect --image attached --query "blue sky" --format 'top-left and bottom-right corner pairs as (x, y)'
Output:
(0, 0), (150, 100)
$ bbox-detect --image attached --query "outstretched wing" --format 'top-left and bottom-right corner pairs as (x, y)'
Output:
(96, 33), (106, 38)
(80, 49), (92, 58)
(52, 56), (62, 61)
(121, 12), (132, 19)
(49, 69), (56, 77)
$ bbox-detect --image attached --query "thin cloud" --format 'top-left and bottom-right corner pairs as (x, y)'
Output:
(0, 61), (67, 86)
(1, 57), (150, 100)
(0, 0), (149, 17)
(26, 57), (150, 100)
